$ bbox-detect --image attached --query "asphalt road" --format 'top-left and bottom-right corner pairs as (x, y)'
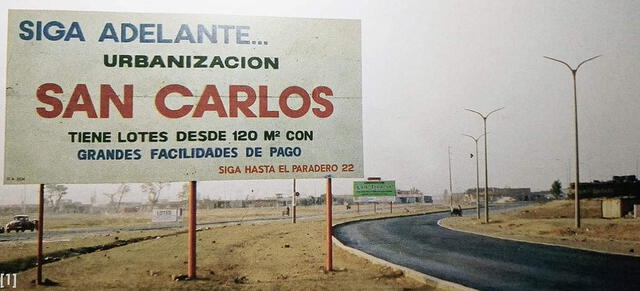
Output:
(334, 206), (640, 291)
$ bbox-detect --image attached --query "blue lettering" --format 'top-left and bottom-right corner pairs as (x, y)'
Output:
(121, 23), (138, 43)
(236, 26), (249, 44)
(139, 23), (154, 43)
(36, 21), (42, 40)
(174, 24), (195, 43)
(43, 21), (65, 41)
(197, 24), (217, 43)
(64, 22), (85, 41)
(99, 23), (119, 42)
(77, 149), (87, 160)
(218, 25), (234, 44)
(18, 20), (34, 40)
(156, 24), (172, 43)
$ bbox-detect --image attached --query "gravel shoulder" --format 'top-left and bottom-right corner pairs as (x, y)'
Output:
(440, 200), (640, 257)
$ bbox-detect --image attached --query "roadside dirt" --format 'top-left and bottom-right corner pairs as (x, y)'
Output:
(10, 205), (447, 290)
(441, 200), (640, 257)
(0, 229), (180, 273)
(1, 203), (404, 232)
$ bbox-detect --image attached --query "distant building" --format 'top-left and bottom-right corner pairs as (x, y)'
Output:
(396, 187), (423, 203)
(569, 175), (640, 199)
(530, 191), (554, 200)
(464, 187), (546, 201)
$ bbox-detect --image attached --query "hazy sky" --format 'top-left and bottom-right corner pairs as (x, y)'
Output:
(1, 0), (639, 205)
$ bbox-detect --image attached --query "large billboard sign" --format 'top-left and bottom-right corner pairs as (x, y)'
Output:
(4, 10), (362, 184)
(353, 181), (396, 203)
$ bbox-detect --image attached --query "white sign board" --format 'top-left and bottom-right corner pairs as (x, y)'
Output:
(5, 10), (362, 184)
(152, 208), (180, 223)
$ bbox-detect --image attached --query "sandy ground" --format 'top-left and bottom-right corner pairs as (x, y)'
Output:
(5, 204), (449, 290)
(1, 203), (410, 230)
(441, 200), (640, 257)
(0, 229), (180, 269)
(0, 203), (414, 255)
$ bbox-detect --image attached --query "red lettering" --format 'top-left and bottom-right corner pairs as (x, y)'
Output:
(312, 86), (334, 118)
(279, 86), (311, 118)
(258, 85), (278, 118)
(62, 84), (98, 118)
(155, 84), (193, 118)
(36, 83), (63, 118)
(193, 85), (228, 117)
(229, 85), (257, 117)
(100, 84), (133, 118)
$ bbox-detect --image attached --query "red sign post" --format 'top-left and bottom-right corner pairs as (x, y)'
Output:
(37, 184), (44, 284)
(325, 176), (333, 272)
(188, 181), (197, 279)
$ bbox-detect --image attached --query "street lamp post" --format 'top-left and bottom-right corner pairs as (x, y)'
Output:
(462, 133), (486, 220)
(465, 107), (503, 223)
(544, 55), (601, 229)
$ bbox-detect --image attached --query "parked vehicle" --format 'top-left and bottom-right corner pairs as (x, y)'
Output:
(450, 205), (463, 217)
(5, 215), (37, 233)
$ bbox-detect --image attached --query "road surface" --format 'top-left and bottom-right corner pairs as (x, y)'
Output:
(334, 207), (640, 290)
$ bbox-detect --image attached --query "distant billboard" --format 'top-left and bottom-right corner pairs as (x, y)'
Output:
(4, 10), (363, 184)
(353, 181), (396, 202)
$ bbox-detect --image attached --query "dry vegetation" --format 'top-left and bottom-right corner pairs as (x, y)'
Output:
(0, 229), (179, 271)
(441, 200), (640, 256)
(1, 203), (404, 231)
(3, 204), (448, 290)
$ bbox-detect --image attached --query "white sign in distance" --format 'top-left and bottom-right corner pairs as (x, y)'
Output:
(5, 10), (363, 184)
(152, 208), (180, 223)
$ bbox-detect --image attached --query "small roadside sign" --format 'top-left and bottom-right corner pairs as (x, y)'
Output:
(152, 208), (180, 223)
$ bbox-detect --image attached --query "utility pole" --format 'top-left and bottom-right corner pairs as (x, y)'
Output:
(463, 133), (486, 220)
(465, 107), (503, 223)
(544, 55), (601, 229)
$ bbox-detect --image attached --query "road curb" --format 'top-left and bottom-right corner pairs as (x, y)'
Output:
(332, 212), (476, 291)
(437, 218), (640, 258)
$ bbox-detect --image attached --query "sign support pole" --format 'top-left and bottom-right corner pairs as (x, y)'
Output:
(188, 181), (197, 280)
(374, 202), (377, 214)
(390, 202), (393, 214)
(325, 176), (333, 272)
(292, 179), (297, 224)
(37, 184), (44, 285)
(357, 202), (359, 213)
